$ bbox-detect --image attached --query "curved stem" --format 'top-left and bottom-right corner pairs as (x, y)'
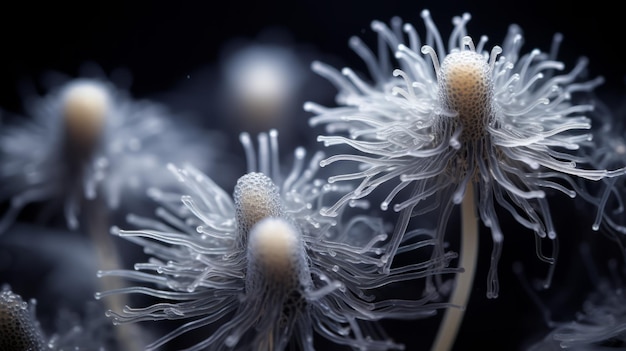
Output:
(430, 182), (479, 351)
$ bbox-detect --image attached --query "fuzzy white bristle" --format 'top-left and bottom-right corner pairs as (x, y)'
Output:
(61, 80), (110, 146)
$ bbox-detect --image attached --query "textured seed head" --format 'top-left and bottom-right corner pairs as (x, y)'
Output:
(61, 80), (110, 148)
(0, 288), (46, 351)
(439, 50), (494, 142)
(233, 172), (285, 238)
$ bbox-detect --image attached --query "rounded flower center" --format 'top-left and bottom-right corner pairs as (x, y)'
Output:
(439, 50), (494, 142)
(62, 80), (109, 149)
(247, 217), (300, 280)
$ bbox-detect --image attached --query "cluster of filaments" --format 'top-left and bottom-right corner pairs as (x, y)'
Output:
(95, 129), (456, 350)
(3, 8), (626, 351)
(306, 9), (618, 298)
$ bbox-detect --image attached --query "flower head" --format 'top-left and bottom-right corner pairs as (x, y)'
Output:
(96, 129), (456, 350)
(160, 28), (329, 152)
(305, 10), (622, 298)
(222, 41), (306, 134)
(0, 72), (223, 232)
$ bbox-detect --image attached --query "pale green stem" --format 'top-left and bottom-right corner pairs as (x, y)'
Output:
(430, 182), (479, 351)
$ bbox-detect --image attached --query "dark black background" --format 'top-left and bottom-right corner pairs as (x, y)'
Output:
(1, 1), (624, 350)
(1, 0), (624, 109)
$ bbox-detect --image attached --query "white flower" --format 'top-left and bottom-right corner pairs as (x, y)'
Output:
(305, 10), (623, 298)
(96, 129), (457, 350)
(222, 41), (306, 133)
(0, 73), (223, 232)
